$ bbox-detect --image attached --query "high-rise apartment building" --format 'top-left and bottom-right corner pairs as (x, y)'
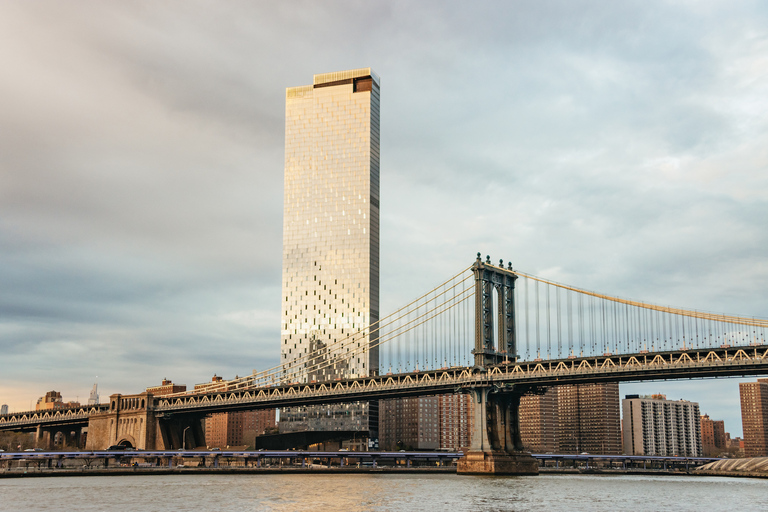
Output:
(519, 383), (621, 454)
(566, 383), (622, 454)
(204, 409), (277, 449)
(622, 394), (702, 456)
(379, 396), (440, 450)
(519, 388), (558, 453)
(739, 379), (768, 457)
(700, 414), (726, 456)
(379, 393), (473, 452)
(0, 404), (7, 415)
(438, 393), (473, 451)
(280, 68), (380, 436)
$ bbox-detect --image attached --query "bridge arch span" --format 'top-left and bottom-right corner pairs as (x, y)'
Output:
(116, 435), (136, 448)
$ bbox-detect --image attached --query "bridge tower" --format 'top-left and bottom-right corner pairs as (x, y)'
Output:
(458, 254), (539, 475)
(472, 253), (518, 368)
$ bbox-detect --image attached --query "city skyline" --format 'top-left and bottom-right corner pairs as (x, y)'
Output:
(1, 1), (767, 438)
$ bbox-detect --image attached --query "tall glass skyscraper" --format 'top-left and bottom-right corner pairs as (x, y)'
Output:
(280, 68), (380, 437)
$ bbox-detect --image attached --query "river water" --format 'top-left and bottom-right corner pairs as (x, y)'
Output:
(1, 473), (766, 511)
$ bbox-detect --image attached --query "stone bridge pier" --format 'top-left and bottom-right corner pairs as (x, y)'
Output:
(35, 425), (84, 450)
(457, 385), (538, 475)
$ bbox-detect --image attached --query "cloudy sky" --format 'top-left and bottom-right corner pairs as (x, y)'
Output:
(1, 1), (767, 436)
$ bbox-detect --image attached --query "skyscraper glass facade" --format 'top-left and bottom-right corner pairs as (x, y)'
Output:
(280, 68), (380, 435)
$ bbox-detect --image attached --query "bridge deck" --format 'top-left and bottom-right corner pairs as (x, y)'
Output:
(2, 344), (767, 429)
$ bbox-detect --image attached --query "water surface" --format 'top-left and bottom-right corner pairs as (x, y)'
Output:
(1, 473), (765, 511)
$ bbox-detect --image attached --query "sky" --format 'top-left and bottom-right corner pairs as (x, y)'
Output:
(1, 1), (767, 437)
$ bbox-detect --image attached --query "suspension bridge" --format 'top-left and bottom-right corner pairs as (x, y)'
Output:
(2, 254), (767, 474)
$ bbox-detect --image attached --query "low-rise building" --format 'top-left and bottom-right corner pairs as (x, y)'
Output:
(146, 379), (187, 396)
(36, 391), (80, 411)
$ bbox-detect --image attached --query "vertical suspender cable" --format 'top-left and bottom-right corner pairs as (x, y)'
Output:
(535, 280), (541, 358)
(557, 286), (562, 358)
(565, 290), (573, 355)
(546, 284), (551, 359)
(578, 292), (584, 356)
(591, 294), (595, 355)
(515, 283), (520, 361)
(525, 277), (530, 360)
(601, 298), (606, 354)
(625, 302), (630, 353)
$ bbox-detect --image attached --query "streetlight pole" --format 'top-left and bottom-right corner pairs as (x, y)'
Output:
(182, 427), (191, 450)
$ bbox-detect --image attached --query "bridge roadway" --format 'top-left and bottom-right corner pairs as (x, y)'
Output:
(2, 343), (767, 429)
(0, 450), (719, 471)
(0, 449), (462, 469)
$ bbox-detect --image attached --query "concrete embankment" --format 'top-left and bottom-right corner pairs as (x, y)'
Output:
(694, 457), (768, 479)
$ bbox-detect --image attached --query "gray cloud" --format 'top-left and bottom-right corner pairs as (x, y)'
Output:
(1, 0), (766, 436)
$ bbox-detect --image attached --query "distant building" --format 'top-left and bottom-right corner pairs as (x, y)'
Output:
(700, 414), (726, 456)
(205, 409), (277, 449)
(146, 379), (187, 396)
(519, 383), (621, 454)
(622, 394), (702, 456)
(571, 383), (622, 455)
(380, 396), (440, 451)
(87, 383), (100, 405)
(36, 391), (80, 411)
(379, 393), (473, 452)
(0, 404), (8, 415)
(519, 388), (558, 453)
(192, 375), (276, 449)
(438, 393), (472, 451)
(727, 436), (745, 456)
(193, 374), (227, 394)
(739, 379), (768, 457)
(279, 403), (370, 433)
